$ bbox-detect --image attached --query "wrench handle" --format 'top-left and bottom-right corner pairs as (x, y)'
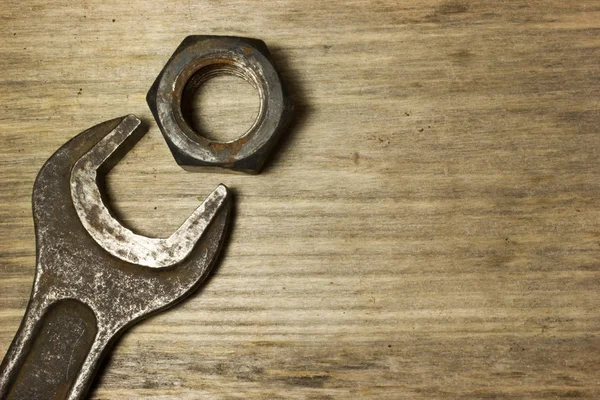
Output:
(0, 299), (107, 400)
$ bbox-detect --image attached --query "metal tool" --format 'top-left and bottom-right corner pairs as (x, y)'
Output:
(147, 35), (293, 174)
(0, 115), (232, 400)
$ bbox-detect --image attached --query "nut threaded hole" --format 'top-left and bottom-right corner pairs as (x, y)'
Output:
(181, 61), (264, 143)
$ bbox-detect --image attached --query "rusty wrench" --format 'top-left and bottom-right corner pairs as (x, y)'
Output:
(0, 115), (232, 399)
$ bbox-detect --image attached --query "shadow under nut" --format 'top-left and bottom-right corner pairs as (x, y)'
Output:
(147, 36), (293, 174)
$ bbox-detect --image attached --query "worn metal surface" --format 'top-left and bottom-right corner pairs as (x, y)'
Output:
(0, 115), (232, 400)
(147, 35), (293, 173)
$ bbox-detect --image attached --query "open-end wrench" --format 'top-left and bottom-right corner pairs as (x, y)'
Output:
(0, 115), (232, 399)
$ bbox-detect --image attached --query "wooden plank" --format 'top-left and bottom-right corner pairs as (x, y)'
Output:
(0, 0), (599, 398)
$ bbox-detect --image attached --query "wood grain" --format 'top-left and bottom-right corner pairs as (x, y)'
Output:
(1, 1), (600, 398)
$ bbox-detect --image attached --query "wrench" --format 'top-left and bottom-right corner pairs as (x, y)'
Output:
(0, 115), (232, 399)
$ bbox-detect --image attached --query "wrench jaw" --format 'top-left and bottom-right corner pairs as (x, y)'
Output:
(70, 116), (231, 269)
(0, 115), (233, 400)
(138, 188), (232, 315)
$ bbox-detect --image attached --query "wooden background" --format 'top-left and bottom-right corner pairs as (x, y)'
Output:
(1, 1), (599, 399)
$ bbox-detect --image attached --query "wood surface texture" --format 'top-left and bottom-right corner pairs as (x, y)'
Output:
(1, 1), (599, 399)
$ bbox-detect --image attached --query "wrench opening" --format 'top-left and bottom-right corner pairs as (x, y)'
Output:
(70, 115), (230, 268)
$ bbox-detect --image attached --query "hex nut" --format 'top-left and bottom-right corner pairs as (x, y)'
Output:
(147, 35), (293, 174)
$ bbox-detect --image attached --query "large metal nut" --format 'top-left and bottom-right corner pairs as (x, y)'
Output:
(147, 35), (293, 174)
